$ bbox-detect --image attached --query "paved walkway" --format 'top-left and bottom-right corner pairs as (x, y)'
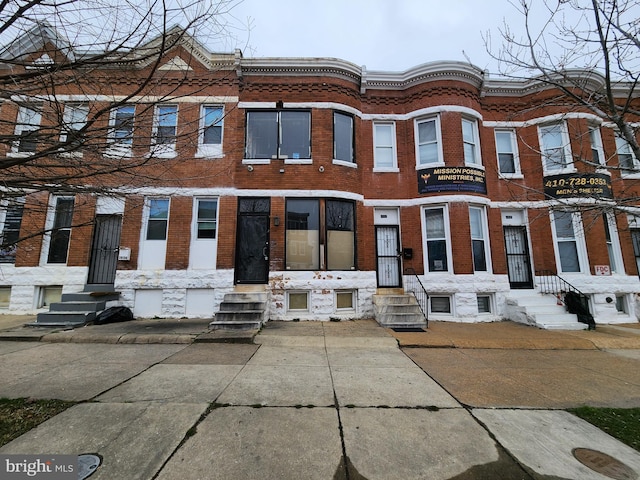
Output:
(0, 317), (639, 479)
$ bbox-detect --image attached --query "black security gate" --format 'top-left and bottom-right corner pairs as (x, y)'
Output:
(376, 226), (402, 288)
(88, 215), (122, 284)
(504, 226), (533, 289)
(235, 198), (270, 284)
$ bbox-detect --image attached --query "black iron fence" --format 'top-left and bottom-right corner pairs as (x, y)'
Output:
(536, 270), (595, 329)
(403, 268), (429, 328)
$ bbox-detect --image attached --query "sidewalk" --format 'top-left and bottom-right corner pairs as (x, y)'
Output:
(0, 317), (639, 479)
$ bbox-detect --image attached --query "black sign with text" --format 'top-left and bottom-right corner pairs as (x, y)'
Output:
(544, 172), (613, 199)
(418, 166), (487, 194)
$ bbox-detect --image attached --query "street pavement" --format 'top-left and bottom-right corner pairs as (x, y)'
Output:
(0, 316), (639, 479)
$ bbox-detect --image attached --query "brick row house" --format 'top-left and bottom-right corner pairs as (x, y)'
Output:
(1, 27), (639, 328)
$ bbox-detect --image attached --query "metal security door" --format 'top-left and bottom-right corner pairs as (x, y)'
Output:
(88, 215), (122, 284)
(376, 226), (402, 287)
(504, 226), (533, 289)
(235, 198), (270, 284)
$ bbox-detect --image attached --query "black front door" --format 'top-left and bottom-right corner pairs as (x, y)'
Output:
(504, 226), (533, 289)
(235, 198), (270, 284)
(88, 214), (122, 284)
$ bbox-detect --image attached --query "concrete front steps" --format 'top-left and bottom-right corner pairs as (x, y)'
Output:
(210, 289), (268, 331)
(33, 284), (120, 327)
(504, 289), (588, 330)
(373, 293), (427, 330)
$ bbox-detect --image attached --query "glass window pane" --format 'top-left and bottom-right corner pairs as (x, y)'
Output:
(336, 291), (354, 309)
(288, 292), (308, 311)
(286, 199), (319, 270)
(462, 120), (475, 142)
(495, 131), (513, 152)
(427, 240), (447, 271)
(425, 209), (445, 238)
(431, 296), (451, 313)
(464, 143), (476, 163)
(334, 112), (353, 162)
(48, 230), (71, 263)
(53, 199), (74, 229)
(327, 231), (354, 270)
(498, 153), (515, 173)
(246, 111), (278, 158)
(280, 111), (310, 159)
(114, 105), (134, 144)
(469, 208), (483, 239)
(146, 220), (168, 240)
(554, 212), (575, 238)
(0, 287), (10, 308)
(149, 199), (169, 219)
(419, 143), (438, 164)
(375, 124), (392, 145)
(477, 296), (491, 313)
(375, 147), (393, 167)
(418, 120), (436, 143)
(558, 241), (580, 272)
(473, 239), (487, 271)
(203, 106), (223, 145)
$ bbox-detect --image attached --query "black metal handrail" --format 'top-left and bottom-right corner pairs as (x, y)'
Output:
(403, 268), (429, 328)
(536, 270), (595, 329)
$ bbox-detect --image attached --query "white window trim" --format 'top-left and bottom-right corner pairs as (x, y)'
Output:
(421, 205), (453, 274)
(470, 206), (492, 274)
(373, 121), (399, 172)
(150, 104), (178, 159)
(192, 197), (219, 241)
(495, 128), (522, 178)
(9, 105), (42, 157)
(604, 212), (624, 275)
(550, 210), (589, 274)
(196, 105), (224, 158)
(104, 105), (135, 158)
(335, 289), (357, 312)
(40, 195), (74, 266)
(143, 197), (171, 241)
(462, 117), (482, 166)
(588, 125), (606, 169)
(476, 294), (494, 315)
(616, 134), (640, 176)
(286, 291), (310, 313)
(538, 122), (575, 174)
(428, 295), (454, 317)
(415, 115), (444, 168)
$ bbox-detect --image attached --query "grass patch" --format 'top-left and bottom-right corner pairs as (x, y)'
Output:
(568, 406), (640, 452)
(0, 397), (75, 447)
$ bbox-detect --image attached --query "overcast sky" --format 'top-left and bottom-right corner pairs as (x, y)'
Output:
(220, 0), (537, 73)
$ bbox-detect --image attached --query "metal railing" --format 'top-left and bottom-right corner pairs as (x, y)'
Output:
(403, 268), (429, 328)
(536, 270), (595, 329)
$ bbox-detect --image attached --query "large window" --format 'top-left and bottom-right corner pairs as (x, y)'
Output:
(245, 110), (310, 160)
(416, 117), (442, 165)
(603, 213), (623, 274)
(286, 199), (320, 270)
(552, 211), (583, 273)
(111, 105), (135, 145)
(424, 207), (449, 272)
(469, 206), (488, 272)
(153, 105), (178, 155)
(616, 135), (638, 170)
(61, 104), (88, 149)
(334, 112), (354, 163)
(285, 198), (356, 270)
(326, 200), (355, 270)
(47, 197), (74, 264)
(373, 122), (397, 169)
(146, 198), (170, 241)
(0, 198), (24, 263)
(539, 122), (572, 172)
(462, 118), (481, 165)
(495, 129), (520, 175)
(13, 105), (42, 154)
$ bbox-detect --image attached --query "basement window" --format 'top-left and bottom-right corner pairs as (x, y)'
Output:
(287, 291), (309, 312)
(429, 296), (451, 314)
(477, 295), (492, 314)
(37, 286), (62, 308)
(335, 290), (355, 311)
(0, 287), (10, 308)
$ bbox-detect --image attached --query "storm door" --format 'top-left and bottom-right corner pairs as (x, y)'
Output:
(504, 226), (533, 289)
(235, 197), (270, 284)
(376, 226), (402, 287)
(88, 214), (122, 284)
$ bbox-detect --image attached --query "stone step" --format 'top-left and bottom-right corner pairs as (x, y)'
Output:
(33, 311), (96, 326)
(62, 292), (120, 303)
(219, 301), (266, 312)
(49, 300), (106, 312)
(376, 312), (426, 329)
(374, 303), (422, 314)
(372, 294), (418, 305)
(83, 284), (117, 293)
(209, 320), (263, 330)
(223, 292), (268, 303)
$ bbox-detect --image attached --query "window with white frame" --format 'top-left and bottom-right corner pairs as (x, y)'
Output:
(13, 105), (42, 154)
(287, 291), (309, 312)
(615, 134), (639, 170)
(47, 197), (74, 264)
(615, 295), (628, 314)
(462, 118), (481, 165)
(146, 198), (170, 240)
(373, 122), (397, 169)
(552, 211), (585, 273)
(539, 122), (572, 172)
(335, 290), (355, 310)
(477, 295), (492, 314)
(334, 112), (354, 163)
(416, 116), (442, 165)
(0, 287), (10, 308)
(195, 198), (218, 239)
(152, 105), (178, 156)
(469, 206), (489, 272)
(429, 296), (451, 314)
(603, 213), (623, 274)
(424, 207), (449, 272)
(589, 125), (605, 167)
(245, 110), (310, 160)
(0, 198), (24, 263)
(60, 104), (88, 149)
(495, 129), (520, 175)
(106, 105), (135, 157)
(198, 105), (223, 157)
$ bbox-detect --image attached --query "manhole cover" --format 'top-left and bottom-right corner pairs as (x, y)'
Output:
(78, 454), (102, 480)
(573, 448), (637, 480)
